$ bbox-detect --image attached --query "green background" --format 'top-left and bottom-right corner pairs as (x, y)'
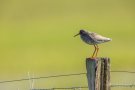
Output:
(0, 0), (135, 90)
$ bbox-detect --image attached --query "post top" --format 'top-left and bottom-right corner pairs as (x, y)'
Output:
(86, 57), (110, 61)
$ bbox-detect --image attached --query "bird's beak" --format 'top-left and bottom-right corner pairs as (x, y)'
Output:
(74, 33), (80, 37)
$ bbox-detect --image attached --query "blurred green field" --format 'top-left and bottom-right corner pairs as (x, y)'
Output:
(0, 0), (135, 90)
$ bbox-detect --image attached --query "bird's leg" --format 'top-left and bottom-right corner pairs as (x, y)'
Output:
(91, 45), (97, 58)
(95, 45), (99, 58)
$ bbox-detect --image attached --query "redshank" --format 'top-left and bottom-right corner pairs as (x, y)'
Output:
(74, 29), (112, 59)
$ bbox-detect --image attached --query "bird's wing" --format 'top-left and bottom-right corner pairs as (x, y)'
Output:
(89, 32), (111, 42)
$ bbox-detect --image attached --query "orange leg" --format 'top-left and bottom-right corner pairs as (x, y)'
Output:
(91, 45), (97, 58)
(95, 45), (99, 58)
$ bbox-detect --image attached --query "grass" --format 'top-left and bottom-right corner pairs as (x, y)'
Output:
(0, 0), (135, 90)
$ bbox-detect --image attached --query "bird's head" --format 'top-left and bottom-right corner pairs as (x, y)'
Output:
(74, 29), (86, 37)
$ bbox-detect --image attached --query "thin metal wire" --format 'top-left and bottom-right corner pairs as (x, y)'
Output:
(111, 70), (135, 73)
(0, 73), (86, 83)
(111, 84), (135, 87)
(32, 87), (88, 90)
(32, 84), (135, 90)
(0, 70), (135, 84)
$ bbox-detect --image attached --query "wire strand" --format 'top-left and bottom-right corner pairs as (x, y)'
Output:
(32, 84), (135, 90)
(0, 70), (135, 84)
(0, 73), (86, 83)
(111, 70), (135, 73)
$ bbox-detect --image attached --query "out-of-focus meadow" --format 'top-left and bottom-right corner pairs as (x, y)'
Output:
(0, 0), (135, 90)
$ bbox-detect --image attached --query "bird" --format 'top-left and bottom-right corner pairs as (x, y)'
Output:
(74, 29), (112, 59)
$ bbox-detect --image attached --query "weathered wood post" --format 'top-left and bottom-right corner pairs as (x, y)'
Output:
(86, 58), (110, 90)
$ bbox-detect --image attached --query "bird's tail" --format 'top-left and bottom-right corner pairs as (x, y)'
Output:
(105, 38), (112, 42)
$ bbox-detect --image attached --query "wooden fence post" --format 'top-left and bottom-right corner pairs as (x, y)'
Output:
(86, 58), (110, 90)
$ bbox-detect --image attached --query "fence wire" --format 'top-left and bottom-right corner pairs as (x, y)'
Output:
(32, 84), (135, 90)
(0, 70), (135, 89)
(111, 70), (135, 73)
(0, 73), (86, 83)
(111, 84), (135, 87)
(0, 70), (135, 84)
(32, 87), (88, 90)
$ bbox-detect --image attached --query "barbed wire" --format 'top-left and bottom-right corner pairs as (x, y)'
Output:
(111, 70), (135, 73)
(0, 73), (86, 83)
(0, 70), (135, 84)
(32, 87), (88, 90)
(111, 84), (135, 87)
(32, 84), (135, 90)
